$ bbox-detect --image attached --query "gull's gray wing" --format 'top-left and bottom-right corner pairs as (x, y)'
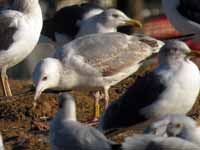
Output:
(123, 134), (200, 150)
(52, 121), (112, 150)
(99, 72), (166, 131)
(59, 32), (154, 77)
(0, 10), (22, 50)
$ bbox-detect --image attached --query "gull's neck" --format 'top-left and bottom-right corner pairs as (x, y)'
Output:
(60, 99), (77, 121)
(96, 22), (117, 33)
(158, 56), (186, 70)
(14, 0), (42, 16)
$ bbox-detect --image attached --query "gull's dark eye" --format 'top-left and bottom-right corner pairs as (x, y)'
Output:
(112, 14), (119, 18)
(176, 123), (181, 128)
(42, 76), (47, 81)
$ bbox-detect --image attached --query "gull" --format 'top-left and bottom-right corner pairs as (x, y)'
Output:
(162, 0), (200, 41)
(50, 93), (121, 150)
(99, 40), (200, 131)
(144, 114), (200, 147)
(42, 3), (140, 44)
(32, 32), (164, 122)
(165, 115), (200, 146)
(75, 8), (142, 38)
(9, 4), (141, 79)
(0, 0), (42, 96)
(123, 134), (200, 150)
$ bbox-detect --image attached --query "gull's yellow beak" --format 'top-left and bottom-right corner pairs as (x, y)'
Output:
(187, 50), (200, 57)
(124, 19), (143, 28)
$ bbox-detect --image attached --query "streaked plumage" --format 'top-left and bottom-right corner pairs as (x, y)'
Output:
(33, 32), (163, 121)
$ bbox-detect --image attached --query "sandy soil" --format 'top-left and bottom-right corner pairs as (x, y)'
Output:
(1, 58), (200, 150)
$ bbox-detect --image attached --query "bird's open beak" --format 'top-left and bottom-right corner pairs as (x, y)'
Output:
(187, 50), (200, 57)
(124, 19), (142, 28)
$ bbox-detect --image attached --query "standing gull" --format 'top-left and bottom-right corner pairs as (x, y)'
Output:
(32, 32), (163, 122)
(50, 93), (121, 150)
(99, 40), (200, 131)
(42, 3), (140, 44)
(75, 8), (142, 38)
(11, 5), (141, 79)
(162, 0), (200, 41)
(0, 0), (42, 96)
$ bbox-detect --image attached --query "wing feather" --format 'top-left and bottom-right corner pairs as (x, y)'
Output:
(60, 33), (153, 77)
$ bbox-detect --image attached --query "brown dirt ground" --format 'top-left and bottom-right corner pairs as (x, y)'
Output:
(1, 58), (200, 150)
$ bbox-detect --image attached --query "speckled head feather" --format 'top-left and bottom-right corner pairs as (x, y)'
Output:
(166, 115), (197, 137)
(159, 40), (191, 65)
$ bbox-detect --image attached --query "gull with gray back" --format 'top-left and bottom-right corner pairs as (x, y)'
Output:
(50, 93), (121, 150)
(99, 40), (200, 131)
(0, 0), (42, 96)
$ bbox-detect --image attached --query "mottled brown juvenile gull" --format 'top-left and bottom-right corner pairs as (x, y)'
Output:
(33, 32), (164, 122)
(10, 7), (141, 79)
(50, 93), (121, 150)
(122, 134), (200, 150)
(99, 40), (200, 131)
(162, 0), (200, 41)
(0, 0), (42, 96)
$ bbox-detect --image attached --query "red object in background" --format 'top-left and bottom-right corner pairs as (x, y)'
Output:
(143, 15), (200, 50)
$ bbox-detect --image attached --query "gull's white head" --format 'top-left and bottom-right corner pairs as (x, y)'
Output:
(99, 8), (142, 29)
(32, 58), (62, 100)
(159, 40), (200, 65)
(166, 115), (197, 137)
